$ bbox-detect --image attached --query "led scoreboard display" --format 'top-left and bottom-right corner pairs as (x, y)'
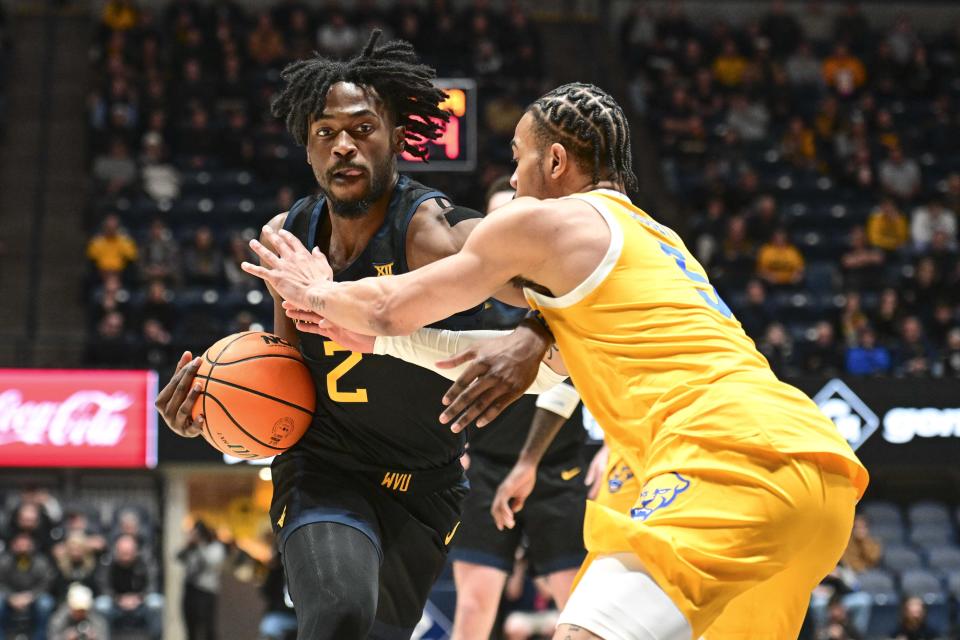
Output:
(399, 79), (477, 173)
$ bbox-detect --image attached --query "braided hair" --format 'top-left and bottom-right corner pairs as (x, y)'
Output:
(271, 30), (449, 160)
(527, 83), (639, 194)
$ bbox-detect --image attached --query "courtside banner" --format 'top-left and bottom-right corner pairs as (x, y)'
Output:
(789, 376), (960, 467)
(0, 369), (158, 468)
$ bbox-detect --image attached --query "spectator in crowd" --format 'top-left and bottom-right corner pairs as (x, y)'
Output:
(736, 278), (774, 340)
(183, 227), (224, 287)
(92, 139), (137, 195)
(894, 316), (936, 377)
(761, 0), (801, 59)
(833, 2), (870, 54)
(712, 39), (748, 88)
(95, 535), (162, 640)
(8, 501), (56, 554)
(87, 214), (138, 282)
(785, 41), (823, 88)
(821, 42), (866, 97)
(48, 583), (110, 640)
(223, 234), (259, 292)
(942, 327), (960, 377)
(0, 532), (56, 639)
(756, 228), (805, 287)
(177, 521), (225, 640)
(781, 116), (817, 169)
(139, 280), (176, 334)
(866, 198), (909, 253)
(248, 12), (286, 68)
(758, 322), (795, 377)
(890, 596), (940, 640)
(872, 288), (904, 344)
(840, 225), (884, 290)
(802, 321), (844, 376)
(845, 327), (891, 377)
(141, 319), (175, 370)
(60, 508), (106, 555)
(52, 533), (100, 601)
(138, 219), (180, 285)
(819, 599), (864, 640)
(109, 509), (153, 556)
(746, 194), (780, 245)
(911, 198), (957, 251)
(902, 257), (943, 319)
(879, 146), (922, 202)
(316, 9), (359, 59)
(712, 215), (755, 289)
(101, 0), (138, 32)
(726, 93), (770, 142)
(140, 132), (180, 204)
(84, 311), (134, 368)
(839, 292), (869, 347)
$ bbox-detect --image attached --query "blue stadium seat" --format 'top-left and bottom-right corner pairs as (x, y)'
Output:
(909, 501), (951, 526)
(862, 501), (903, 526)
(804, 261), (839, 294)
(870, 521), (905, 545)
(859, 568), (901, 638)
(883, 544), (923, 573)
(926, 545), (960, 574)
(909, 525), (955, 549)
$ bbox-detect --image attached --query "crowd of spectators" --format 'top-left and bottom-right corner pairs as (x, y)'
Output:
(0, 488), (163, 639)
(621, 1), (960, 380)
(85, 0), (545, 371)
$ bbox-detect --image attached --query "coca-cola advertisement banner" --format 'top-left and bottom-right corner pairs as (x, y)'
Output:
(0, 369), (158, 468)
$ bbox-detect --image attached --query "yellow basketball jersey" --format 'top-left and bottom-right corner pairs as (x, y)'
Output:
(524, 189), (868, 496)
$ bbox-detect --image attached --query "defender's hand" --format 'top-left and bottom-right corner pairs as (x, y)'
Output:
(491, 462), (537, 531)
(437, 323), (551, 432)
(282, 303), (376, 353)
(243, 227), (333, 311)
(585, 445), (609, 500)
(156, 351), (204, 438)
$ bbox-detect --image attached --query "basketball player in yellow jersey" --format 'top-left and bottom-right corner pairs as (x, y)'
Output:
(244, 83), (869, 640)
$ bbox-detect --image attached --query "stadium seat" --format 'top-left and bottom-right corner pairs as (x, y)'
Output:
(926, 545), (960, 574)
(909, 525), (956, 549)
(882, 544), (923, 573)
(908, 501), (952, 526)
(870, 521), (905, 545)
(861, 501), (903, 526)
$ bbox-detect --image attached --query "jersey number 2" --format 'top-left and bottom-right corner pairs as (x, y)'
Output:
(323, 342), (369, 403)
(658, 242), (733, 318)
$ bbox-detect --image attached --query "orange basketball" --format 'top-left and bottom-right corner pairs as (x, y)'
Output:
(191, 331), (315, 459)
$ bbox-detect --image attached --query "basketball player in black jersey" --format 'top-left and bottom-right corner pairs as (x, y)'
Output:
(155, 33), (556, 640)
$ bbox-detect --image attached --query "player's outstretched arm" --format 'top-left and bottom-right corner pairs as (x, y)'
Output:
(244, 200), (547, 337)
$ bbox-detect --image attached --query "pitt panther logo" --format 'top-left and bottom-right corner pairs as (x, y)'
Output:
(374, 262), (394, 276)
(607, 463), (635, 494)
(381, 472), (412, 493)
(630, 472), (690, 521)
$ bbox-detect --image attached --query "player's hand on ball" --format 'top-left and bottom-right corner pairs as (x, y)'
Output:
(156, 351), (205, 438)
(282, 303), (376, 353)
(243, 226), (333, 311)
(491, 461), (537, 531)
(437, 323), (552, 432)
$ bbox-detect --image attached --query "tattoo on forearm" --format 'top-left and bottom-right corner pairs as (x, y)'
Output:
(308, 292), (325, 314)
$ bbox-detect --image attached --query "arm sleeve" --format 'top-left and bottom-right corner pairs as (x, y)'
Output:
(535, 382), (581, 419)
(374, 328), (567, 393)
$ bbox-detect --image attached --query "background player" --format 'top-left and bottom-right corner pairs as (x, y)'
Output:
(449, 182), (593, 640)
(156, 34), (557, 640)
(245, 83), (869, 640)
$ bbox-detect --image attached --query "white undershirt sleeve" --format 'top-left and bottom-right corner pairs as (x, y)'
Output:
(373, 328), (567, 393)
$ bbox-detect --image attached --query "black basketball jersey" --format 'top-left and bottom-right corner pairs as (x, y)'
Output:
(276, 176), (538, 472)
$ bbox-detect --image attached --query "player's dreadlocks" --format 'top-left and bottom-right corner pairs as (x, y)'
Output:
(271, 30), (449, 160)
(527, 83), (639, 194)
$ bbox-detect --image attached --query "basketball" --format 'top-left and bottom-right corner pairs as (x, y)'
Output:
(191, 332), (315, 459)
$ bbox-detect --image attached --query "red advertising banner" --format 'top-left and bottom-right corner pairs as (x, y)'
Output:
(0, 369), (158, 468)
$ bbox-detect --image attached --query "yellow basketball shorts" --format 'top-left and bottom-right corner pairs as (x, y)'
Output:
(581, 436), (860, 639)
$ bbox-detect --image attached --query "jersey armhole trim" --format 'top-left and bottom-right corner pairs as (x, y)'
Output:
(398, 190), (448, 272)
(524, 195), (624, 310)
